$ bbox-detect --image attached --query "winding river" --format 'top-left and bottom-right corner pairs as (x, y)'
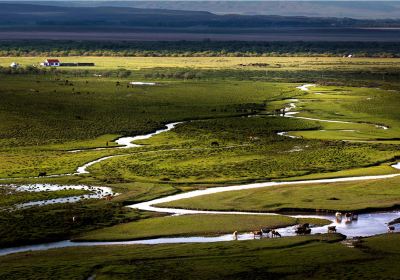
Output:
(0, 84), (399, 257)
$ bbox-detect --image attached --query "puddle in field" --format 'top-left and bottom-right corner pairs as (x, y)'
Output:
(296, 84), (316, 91)
(129, 82), (156, 86)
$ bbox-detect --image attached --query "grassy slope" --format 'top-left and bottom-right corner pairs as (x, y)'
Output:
(160, 175), (400, 212)
(2, 234), (400, 280)
(75, 214), (329, 241)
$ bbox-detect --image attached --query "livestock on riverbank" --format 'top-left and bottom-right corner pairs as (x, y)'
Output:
(271, 230), (281, 238)
(295, 224), (311, 235)
(233, 231), (238, 240)
(328, 226), (336, 233)
(252, 230), (263, 239)
(335, 212), (342, 222)
(388, 226), (395, 233)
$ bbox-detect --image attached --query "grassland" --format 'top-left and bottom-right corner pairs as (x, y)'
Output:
(0, 77), (294, 178)
(1, 56), (400, 71)
(1, 55), (400, 259)
(280, 85), (400, 141)
(4, 72), (399, 182)
(75, 214), (329, 241)
(160, 175), (400, 212)
(90, 116), (400, 184)
(2, 234), (400, 280)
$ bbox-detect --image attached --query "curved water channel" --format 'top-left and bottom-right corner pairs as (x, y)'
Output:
(0, 85), (399, 256)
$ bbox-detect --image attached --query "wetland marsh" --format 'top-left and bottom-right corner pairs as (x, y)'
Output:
(1, 56), (400, 279)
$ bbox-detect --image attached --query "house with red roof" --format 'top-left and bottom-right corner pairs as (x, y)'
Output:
(41, 59), (60, 67)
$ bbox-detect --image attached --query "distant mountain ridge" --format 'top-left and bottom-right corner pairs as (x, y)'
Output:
(1, 2), (400, 29)
(12, 1), (400, 19)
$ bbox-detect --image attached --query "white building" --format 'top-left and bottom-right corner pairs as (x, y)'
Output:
(40, 59), (60, 67)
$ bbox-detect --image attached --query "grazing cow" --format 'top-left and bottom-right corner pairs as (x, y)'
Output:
(261, 228), (271, 237)
(295, 224), (312, 235)
(335, 212), (343, 222)
(211, 141), (219, 147)
(271, 230), (281, 238)
(233, 231), (238, 240)
(388, 226), (395, 233)
(38, 172), (47, 177)
(345, 213), (353, 222)
(327, 226), (337, 233)
(252, 230), (263, 239)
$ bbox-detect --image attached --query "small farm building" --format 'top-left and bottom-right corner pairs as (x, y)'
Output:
(41, 59), (60, 67)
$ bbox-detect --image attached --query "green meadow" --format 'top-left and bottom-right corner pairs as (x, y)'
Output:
(161, 175), (400, 212)
(1, 56), (400, 278)
(2, 234), (400, 280)
(75, 214), (329, 241)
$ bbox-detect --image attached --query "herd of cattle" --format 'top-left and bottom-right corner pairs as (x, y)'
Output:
(233, 211), (396, 240)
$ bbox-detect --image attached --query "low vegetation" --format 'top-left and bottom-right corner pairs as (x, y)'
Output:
(161, 176), (400, 212)
(2, 234), (400, 280)
(75, 214), (329, 241)
(0, 200), (145, 248)
(1, 56), (400, 274)
(90, 117), (400, 184)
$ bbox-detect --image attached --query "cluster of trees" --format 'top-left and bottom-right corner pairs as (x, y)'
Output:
(1, 41), (399, 57)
